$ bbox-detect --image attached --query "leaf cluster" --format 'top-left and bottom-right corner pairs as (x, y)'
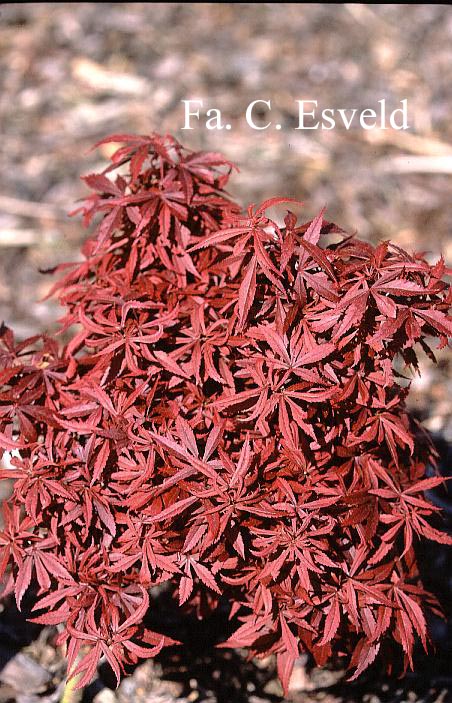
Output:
(1, 132), (451, 693)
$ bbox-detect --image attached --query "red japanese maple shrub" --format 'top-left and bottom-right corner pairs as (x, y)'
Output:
(1, 132), (451, 693)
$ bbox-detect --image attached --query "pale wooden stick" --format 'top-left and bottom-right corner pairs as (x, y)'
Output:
(0, 195), (67, 220)
(378, 155), (452, 174)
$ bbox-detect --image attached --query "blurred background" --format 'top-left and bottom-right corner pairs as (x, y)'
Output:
(0, 4), (451, 703)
